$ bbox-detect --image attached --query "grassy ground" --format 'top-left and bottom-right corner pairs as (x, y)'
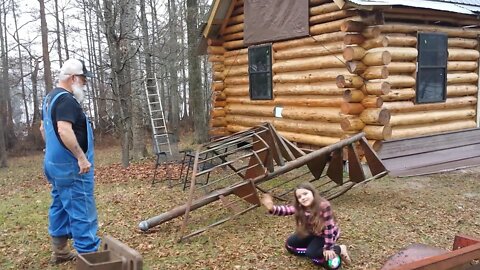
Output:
(1, 146), (479, 270)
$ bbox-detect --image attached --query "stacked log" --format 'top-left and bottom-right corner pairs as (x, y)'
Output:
(208, 39), (228, 137)
(222, 0), (368, 146)
(210, 2), (480, 145)
(270, 2), (366, 145)
(370, 16), (480, 139)
(336, 12), (395, 144)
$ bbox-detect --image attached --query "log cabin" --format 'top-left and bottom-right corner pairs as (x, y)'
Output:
(199, 0), (480, 174)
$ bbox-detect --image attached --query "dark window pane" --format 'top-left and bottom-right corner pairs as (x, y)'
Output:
(418, 33), (447, 49)
(249, 46), (271, 73)
(248, 44), (273, 100)
(416, 68), (446, 103)
(416, 33), (447, 104)
(417, 33), (448, 67)
(250, 72), (272, 100)
(418, 49), (448, 66)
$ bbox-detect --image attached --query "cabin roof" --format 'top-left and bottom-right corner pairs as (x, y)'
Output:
(201, 0), (480, 44)
(202, 0), (234, 40)
(346, 0), (480, 15)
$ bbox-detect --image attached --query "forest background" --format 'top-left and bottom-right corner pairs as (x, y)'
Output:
(0, 0), (213, 167)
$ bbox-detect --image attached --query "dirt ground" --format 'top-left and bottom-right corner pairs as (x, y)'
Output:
(1, 147), (479, 270)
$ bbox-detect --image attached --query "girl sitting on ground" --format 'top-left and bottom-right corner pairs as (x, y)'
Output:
(260, 182), (351, 269)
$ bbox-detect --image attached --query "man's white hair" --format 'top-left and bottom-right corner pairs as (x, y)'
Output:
(57, 59), (84, 82)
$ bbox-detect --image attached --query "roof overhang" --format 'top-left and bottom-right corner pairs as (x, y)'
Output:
(199, 0), (480, 54)
(343, 0), (480, 15)
(202, 0), (234, 40)
(198, 0), (234, 55)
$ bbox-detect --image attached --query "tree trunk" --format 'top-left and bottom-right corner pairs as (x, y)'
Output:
(29, 60), (44, 150)
(0, 5), (6, 166)
(187, 0), (208, 143)
(87, 7), (99, 128)
(102, 0), (136, 167)
(62, 12), (69, 60)
(0, 76), (6, 167)
(12, 2), (30, 127)
(0, 3), (13, 149)
(95, 0), (108, 131)
(137, 0), (153, 158)
(131, 54), (148, 159)
(39, 0), (53, 93)
(179, 7), (190, 123)
(54, 0), (63, 65)
(167, 0), (180, 141)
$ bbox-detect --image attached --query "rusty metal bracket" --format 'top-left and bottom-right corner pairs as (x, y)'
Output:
(382, 234), (480, 270)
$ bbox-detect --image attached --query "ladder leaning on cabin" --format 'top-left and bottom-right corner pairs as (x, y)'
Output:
(144, 74), (173, 184)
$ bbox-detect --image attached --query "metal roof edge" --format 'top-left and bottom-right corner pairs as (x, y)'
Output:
(345, 0), (477, 15)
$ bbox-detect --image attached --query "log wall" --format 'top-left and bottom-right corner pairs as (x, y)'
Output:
(207, 0), (480, 146)
(373, 13), (480, 140)
(209, 0), (363, 146)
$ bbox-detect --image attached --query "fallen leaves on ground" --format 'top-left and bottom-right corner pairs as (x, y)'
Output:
(1, 147), (480, 270)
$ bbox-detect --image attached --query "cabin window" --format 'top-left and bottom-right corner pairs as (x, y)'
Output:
(416, 32), (448, 104)
(248, 44), (273, 100)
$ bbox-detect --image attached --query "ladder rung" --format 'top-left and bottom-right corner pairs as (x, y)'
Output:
(154, 134), (168, 137)
(152, 118), (164, 121)
(149, 102), (161, 105)
(147, 93), (158, 96)
(155, 142), (170, 146)
(151, 110), (163, 113)
(154, 126), (166, 129)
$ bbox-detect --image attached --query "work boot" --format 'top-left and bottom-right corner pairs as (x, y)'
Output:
(50, 236), (76, 264)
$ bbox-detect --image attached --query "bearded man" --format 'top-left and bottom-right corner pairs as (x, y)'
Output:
(40, 59), (100, 264)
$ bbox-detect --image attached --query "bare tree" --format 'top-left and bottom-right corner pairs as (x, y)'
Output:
(93, 0), (108, 131)
(102, 0), (138, 166)
(30, 59), (44, 149)
(187, 0), (207, 143)
(54, 0), (63, 65)
(132, 0), (154, 159)
(39, 0), (53, 93)
(0, 75), (6, 167)
(167, 0), (180, 140)
(0, 0), (17, 149)
(11, 1), (31, 128)
(0, 0), (8, 166)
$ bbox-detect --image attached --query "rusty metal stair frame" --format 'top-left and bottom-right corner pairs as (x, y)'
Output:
(138, 123), (388, 242)
(382, 234), (480, 270)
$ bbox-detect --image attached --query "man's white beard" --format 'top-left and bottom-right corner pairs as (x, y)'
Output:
(72, 83), (86, 103)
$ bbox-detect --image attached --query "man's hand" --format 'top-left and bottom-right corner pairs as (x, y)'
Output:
(78, 156), (91, 174)
(260, 193), (274, 211)
(40, 121), (45, 142)
(323, 249), (336, 261)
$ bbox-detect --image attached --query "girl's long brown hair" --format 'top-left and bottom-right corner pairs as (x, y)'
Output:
(293, 182), (330, 238)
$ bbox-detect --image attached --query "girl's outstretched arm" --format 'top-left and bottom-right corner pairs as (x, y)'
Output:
(261, 194), (296, 216)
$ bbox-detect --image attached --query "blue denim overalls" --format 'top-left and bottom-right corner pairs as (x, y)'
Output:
(42, 91), (100, 253)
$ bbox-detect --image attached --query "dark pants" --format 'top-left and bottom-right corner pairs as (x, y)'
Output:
(285, 233), (341, 269)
